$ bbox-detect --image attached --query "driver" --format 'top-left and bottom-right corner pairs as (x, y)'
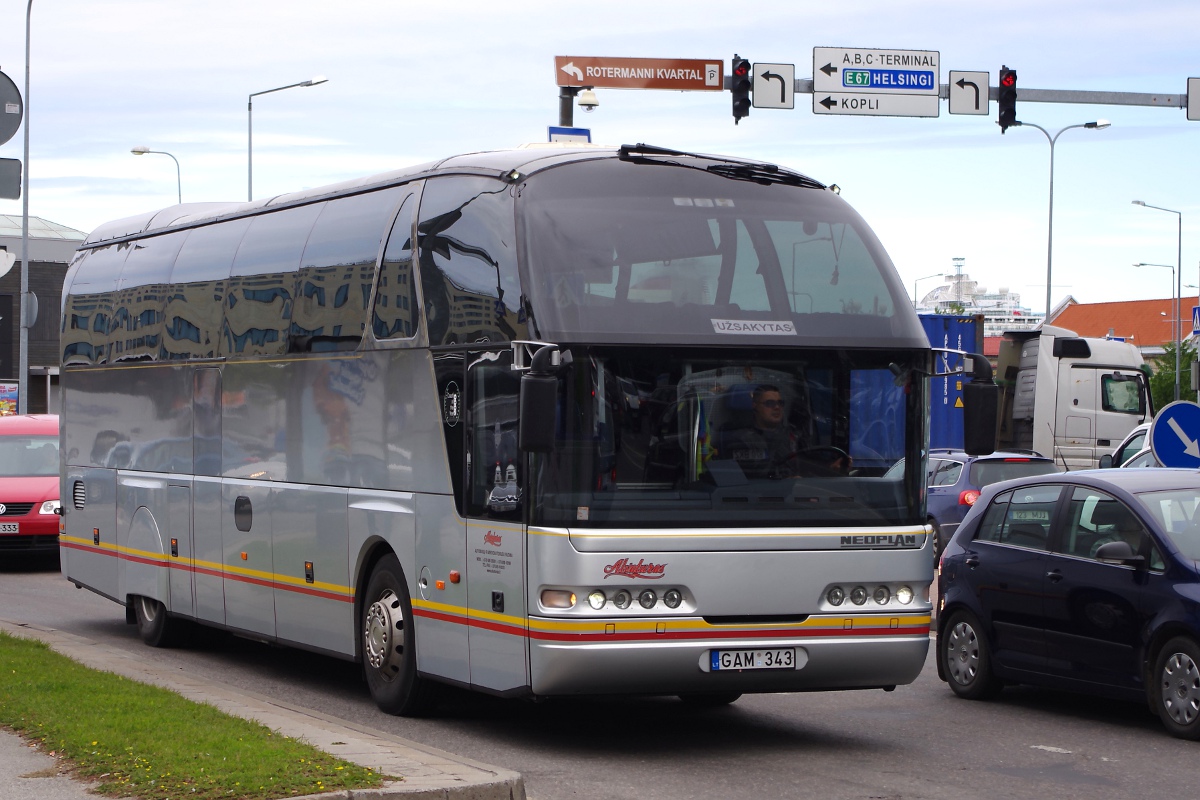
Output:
(724, 385), (812, 478)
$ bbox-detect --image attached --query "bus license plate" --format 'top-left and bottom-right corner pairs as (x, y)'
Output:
(711, 648), (796, 671)
(0, 523), (18, 534)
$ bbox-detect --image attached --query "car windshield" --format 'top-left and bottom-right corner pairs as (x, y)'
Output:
(0, 435), (59, 477)
(1135, 488), (1200, 558)
(969, 459), (1060, 486)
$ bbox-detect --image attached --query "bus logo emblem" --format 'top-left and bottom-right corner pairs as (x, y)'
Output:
(603, 557), (666, 580)
(484, 531), (503, 546)
(442, 381), (461, 427)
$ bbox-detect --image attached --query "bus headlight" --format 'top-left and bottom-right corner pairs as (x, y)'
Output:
(638, 589), (657, 609)
(827, 586), (846, 606)
(896, 585), (914, 605)
(612, 590), (632, 610)
(540, 589), (576, 609)
(850, 586), (868, 605)
(663, 589), (682, 609)
(873, 585), (891, 605)
(587, 590), (606, 610)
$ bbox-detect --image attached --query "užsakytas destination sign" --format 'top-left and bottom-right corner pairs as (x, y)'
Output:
(555, 56), (724, 91)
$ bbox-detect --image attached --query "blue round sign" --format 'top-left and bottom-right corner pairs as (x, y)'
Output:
(1149, 401), (1200, 468)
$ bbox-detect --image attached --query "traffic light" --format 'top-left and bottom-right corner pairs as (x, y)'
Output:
(731, 56), (751, 124)
(997, 66), (1018, 133)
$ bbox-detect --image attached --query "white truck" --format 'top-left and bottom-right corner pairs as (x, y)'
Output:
(995, 325), (1151, 470)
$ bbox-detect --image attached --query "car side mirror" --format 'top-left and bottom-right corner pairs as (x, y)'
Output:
(1094, 539), (1145, 567)
(1098, 453), (1114, 469)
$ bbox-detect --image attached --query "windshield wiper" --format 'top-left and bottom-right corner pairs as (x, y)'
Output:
(617, 143), (825, 189)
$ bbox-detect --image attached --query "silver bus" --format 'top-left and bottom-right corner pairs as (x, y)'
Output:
(60, 144), (957, 714)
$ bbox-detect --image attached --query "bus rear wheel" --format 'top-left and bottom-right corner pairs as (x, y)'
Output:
(133, 595), (185, 648)
(362, 554), (436, 716)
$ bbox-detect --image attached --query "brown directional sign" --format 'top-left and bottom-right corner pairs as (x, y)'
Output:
(555, 56), (723, 91)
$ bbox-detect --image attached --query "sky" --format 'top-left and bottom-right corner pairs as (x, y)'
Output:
(0, 0), (1197, 315)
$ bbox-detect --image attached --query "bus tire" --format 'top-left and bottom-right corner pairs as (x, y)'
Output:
(133, 595), (184, 648)
(362, 554), (436, 716)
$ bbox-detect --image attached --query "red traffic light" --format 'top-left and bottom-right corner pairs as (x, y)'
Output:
(1000, 71), (1017, 88)
(733, 60), (750, 78)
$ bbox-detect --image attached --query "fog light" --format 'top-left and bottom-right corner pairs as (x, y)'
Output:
(663, 589), (682, 608)
(587, 590), (606, 610)
(827, 586), (845, 606)
(613, 590), (632, 609)
(873, 585), (890, 605)
(850, 586), (868, 605)
(896, 585), (914, 605)
(540, 589), (576, 609)
(638, 589), (657, 609)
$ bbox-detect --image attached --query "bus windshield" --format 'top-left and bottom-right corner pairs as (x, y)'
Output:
(519, 157), (923, 349)
(529, 346), (924, 529)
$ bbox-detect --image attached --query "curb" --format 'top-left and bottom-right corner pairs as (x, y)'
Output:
(0, 619), (525, 800)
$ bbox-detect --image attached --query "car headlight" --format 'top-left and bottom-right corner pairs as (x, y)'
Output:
(38, 500), (61, 515)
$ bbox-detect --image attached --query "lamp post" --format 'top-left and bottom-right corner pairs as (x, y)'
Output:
(248, 76), (327, 201)
(18, 0), (32, 414)
(1132, 200), (1183, 401)
(912, 272), (943, 307)
(1135, 261), (1179, 401)
(131, 146), (182, 204)
(1014, 120), (1111, 318)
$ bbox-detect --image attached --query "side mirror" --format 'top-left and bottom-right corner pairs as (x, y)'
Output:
(961, 354), (997, 456)
(518, 345), (560, 453)
(1098, 453), (1114, 469)
(1094, 539), (1145, 568)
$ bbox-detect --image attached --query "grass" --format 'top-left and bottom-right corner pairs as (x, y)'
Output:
(0, 630), (387, 799)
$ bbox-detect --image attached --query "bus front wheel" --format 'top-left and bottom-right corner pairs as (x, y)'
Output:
(362, 554), (436, 716)
(133, 595), (184, 648)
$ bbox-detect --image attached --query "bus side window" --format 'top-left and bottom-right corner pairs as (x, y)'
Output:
(166, 217), (251, 360)
(222, 203), (324, 358)
(371, 190), (420, 342)
(416, 177), (527, 347)
(62, 244), (129, 366)
(113, 231), (188, 363)
(292, 186), (405, 353)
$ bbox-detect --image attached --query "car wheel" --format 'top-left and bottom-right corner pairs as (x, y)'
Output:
(940, 610), (1001, 700)
(362, 554), (437, 716)
(133, 595), (185, 648)
(678, 692), (742, 707)
(1153, 637), (1200, 739)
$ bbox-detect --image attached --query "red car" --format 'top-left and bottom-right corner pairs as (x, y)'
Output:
(0, 414), (60, 555)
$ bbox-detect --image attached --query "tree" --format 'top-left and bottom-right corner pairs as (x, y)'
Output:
(1149, 338), (1198, 412)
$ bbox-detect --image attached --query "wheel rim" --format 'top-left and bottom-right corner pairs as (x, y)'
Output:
(1160, 650), (1200, 726)
(945, 619), (981, 686)
(364, 588), (406, 681)
(137, 596), (159, 624)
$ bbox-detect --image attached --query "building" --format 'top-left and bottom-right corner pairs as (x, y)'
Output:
(915, 263), (1045, 338)
(0, 214), (86, 413)
(1047, 294), (1199, 362)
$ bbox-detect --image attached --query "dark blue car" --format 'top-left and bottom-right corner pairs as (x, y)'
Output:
(936, 468), (1200, 739)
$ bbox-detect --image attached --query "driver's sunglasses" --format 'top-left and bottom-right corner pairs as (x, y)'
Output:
(758, 399), (784, 408)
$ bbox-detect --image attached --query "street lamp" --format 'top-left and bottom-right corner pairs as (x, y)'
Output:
(248, 76), (328, 201)
(131, 146), (182, 204)
(912, 272), (943, 307)
(18, 0), (32, 414)
(1014, 120), (1111, 318)
(1132, 200), (1183, 400)
(1134, 261), (1180, 401)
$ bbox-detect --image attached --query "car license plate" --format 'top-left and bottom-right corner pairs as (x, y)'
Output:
(710, 648), (796, 671)
(0, 523), (18, 534)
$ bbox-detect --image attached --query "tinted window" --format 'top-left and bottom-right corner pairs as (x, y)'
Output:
(166, 217), (252, 360)
(111, 232), (188, 362)
(62, 244), (129, 366)
(929, 458), (963, 486)
(223, 203), (325, 357)
(1102, 374), (1143, 414)
(973, 485), (1060, 550)
(372, 190), (419, 341)
(417, 176), (526, 346)
(969, 459), (1059, 486)
(292, 188), (404, 352)
(1062, 487), (1147, 560)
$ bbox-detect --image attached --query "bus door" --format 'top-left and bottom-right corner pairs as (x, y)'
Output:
(464, 348), (529, 692)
